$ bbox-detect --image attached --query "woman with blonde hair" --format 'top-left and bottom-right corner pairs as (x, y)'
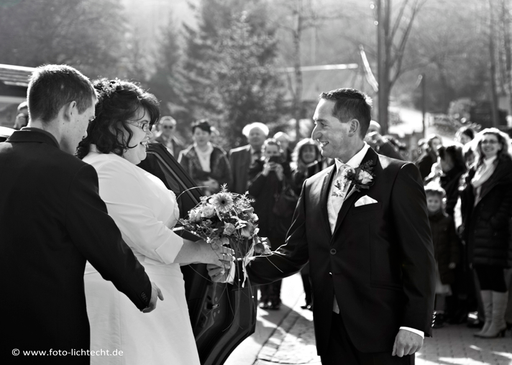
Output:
(460, 128), (512, 338)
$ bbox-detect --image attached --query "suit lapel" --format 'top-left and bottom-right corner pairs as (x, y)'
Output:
(331, 186), (363, 239)
(331, 149), (379, 239)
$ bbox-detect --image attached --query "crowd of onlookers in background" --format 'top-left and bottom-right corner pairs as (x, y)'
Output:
(145, 112), (512, 331)
(413, 126), (512, 339)
(11, 99), (512, 335)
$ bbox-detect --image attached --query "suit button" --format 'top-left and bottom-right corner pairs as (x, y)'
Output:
(330, 248), (337, 255)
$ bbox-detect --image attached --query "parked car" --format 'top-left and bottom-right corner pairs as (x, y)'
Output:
(138, 142), (258, 365)
(0, 126), (14, 142)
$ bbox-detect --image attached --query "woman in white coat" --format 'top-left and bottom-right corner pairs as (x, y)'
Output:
(77, 79), (233, 365)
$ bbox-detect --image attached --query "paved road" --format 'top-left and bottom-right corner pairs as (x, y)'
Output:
(225, 273), (306, 365)
(225, 273), (512, 365)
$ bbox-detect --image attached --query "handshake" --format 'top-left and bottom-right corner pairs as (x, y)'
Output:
(207, 241), (236, 283)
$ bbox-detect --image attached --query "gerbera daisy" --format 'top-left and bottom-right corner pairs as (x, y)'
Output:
(210, 192), (234, 213)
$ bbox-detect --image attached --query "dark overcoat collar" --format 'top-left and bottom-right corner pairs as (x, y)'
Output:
(7, 127), (60, 148)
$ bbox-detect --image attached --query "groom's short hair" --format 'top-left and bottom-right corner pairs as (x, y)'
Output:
(28, 64), (96, 124)
(320, 88), (372, 138)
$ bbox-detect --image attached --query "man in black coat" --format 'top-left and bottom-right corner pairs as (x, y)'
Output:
(0, 65), (162, 364)
(365, 120), (404, 160)
(213, 88), (436, 364)
(228, 122), (269, 194)
(414, 134), (442, 180)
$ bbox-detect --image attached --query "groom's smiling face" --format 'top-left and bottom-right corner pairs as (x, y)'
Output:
(312, 99), (354, 162)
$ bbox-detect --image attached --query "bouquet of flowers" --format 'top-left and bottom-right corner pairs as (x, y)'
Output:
(179, 185), (270, 286)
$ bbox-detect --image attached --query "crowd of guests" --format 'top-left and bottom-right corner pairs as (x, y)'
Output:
(3, 64), (510, 365)
(10, 72), (512, 337)
(151, 112), (512, 337)
(415, 127), (512, 339)
(150, 116), (335, 310)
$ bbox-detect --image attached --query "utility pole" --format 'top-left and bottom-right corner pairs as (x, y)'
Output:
(377, 0), (383, 127)
(421, 73), (426, 137)
(488, 0), (499, 127)
(377, 0), (390, 134)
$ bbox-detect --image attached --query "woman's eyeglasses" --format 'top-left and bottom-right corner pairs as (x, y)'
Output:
(129, 121), (153, 132)
(481, 140), (499, 145)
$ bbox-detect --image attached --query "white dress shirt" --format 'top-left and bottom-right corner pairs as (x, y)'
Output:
(327, 143), (370, 233)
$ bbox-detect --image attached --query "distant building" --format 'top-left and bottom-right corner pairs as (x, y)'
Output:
(278, 63), (378, 139)
(280, 63), (377, 108)
(0, 64), (34, 128)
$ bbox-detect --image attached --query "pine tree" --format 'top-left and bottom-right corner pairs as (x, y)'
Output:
(180, 0), (286, 148)
(146, 11), (185, 117)
(214, 10), (285, 146)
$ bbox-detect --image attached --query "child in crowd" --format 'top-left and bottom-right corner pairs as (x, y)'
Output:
(425, 183), (460, 328)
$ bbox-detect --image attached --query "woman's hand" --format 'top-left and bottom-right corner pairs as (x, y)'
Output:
(204, 239), (235, 270)
(174, 239), (234, 268)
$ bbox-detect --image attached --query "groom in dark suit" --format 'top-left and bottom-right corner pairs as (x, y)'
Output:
(0, 65), (162, 364)
(243, 88), (435, 364)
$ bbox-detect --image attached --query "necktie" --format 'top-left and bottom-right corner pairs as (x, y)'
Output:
(331, 164), (350, 209)
(328, 165), (349, 233)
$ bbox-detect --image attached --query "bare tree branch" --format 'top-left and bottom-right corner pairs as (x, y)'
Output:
(390, 0), (426, 87)
(389, 0), (410, 42)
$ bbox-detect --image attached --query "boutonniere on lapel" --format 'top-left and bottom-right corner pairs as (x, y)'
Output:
(332, 160), (375, 200)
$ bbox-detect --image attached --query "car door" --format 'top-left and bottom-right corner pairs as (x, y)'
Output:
(0, 126), (14, 142)
(138, 142), (257, 365)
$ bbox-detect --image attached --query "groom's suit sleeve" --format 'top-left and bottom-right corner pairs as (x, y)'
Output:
(391, 163), (436, 336)
(247, 182), (310, 283)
